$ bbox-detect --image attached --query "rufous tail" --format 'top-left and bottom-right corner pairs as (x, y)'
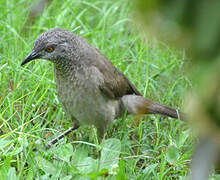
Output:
(121, 95), (185, 120)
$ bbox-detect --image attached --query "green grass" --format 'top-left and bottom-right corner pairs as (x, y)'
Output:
(0, 0), (195, 179)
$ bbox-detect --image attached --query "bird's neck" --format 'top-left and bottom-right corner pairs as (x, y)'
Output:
(53, 60), (85, 82)
(54, 63), (73, 79)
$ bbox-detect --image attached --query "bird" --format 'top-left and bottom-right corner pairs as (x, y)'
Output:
(21, 28), (184, 148)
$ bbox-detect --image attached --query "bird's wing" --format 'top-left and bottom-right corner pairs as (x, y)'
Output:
(91, 48), (141, 99)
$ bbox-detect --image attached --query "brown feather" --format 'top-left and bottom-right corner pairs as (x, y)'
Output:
(90, 47), (141, 99)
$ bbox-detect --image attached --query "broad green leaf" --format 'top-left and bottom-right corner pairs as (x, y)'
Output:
(8, 146), (23, 156)
(35, 155), (57, 175)
(72, 144), (89, 165)
(176, 130), (190, 148)
(7, 167), (18, 180)
(62, 175), (73, 180)
(0, 138), (11, 151)
(78, 157), (98, 174)
(39, 174), (51, 180)
(54, 143), (73, 162)
(100, 138), (121, 170)
(88, 169), (108, 179)
(166, 145), (180, 165)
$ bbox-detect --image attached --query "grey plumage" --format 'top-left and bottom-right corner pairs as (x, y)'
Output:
(21, 28), (183, 146)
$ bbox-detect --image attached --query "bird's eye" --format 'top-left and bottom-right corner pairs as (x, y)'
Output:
(45, 46), (54, 53)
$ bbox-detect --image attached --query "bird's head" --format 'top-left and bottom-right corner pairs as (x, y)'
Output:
(21, 28), (79, 66)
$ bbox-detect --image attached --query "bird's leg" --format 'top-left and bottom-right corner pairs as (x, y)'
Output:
(46, 118), (80, 149)
(95, 127), (106, 159)
(97, 126), (107, 144)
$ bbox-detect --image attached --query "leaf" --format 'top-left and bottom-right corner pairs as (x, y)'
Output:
(39, 174), (51, 180)
(141, 163), (158, 179)
(88, 169), (109, 179)
(21, 136), (29, 148)
(78, 157), (98, 174)
(166, 145), (180, 165)
(8, 146), (23, 156)
(0, 138), (11, 152)
(7, 167), (18, 180)
(54, 143), (73, 162)
(35, 155), (57, 175)
(100, 138), (121, 170)
(176, 130), (190, 148)
(62, 175), (73, 180)
(72, 144), (89, 165)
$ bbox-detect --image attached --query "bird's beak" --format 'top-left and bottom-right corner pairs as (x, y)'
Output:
(21, 51), (40, 66)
